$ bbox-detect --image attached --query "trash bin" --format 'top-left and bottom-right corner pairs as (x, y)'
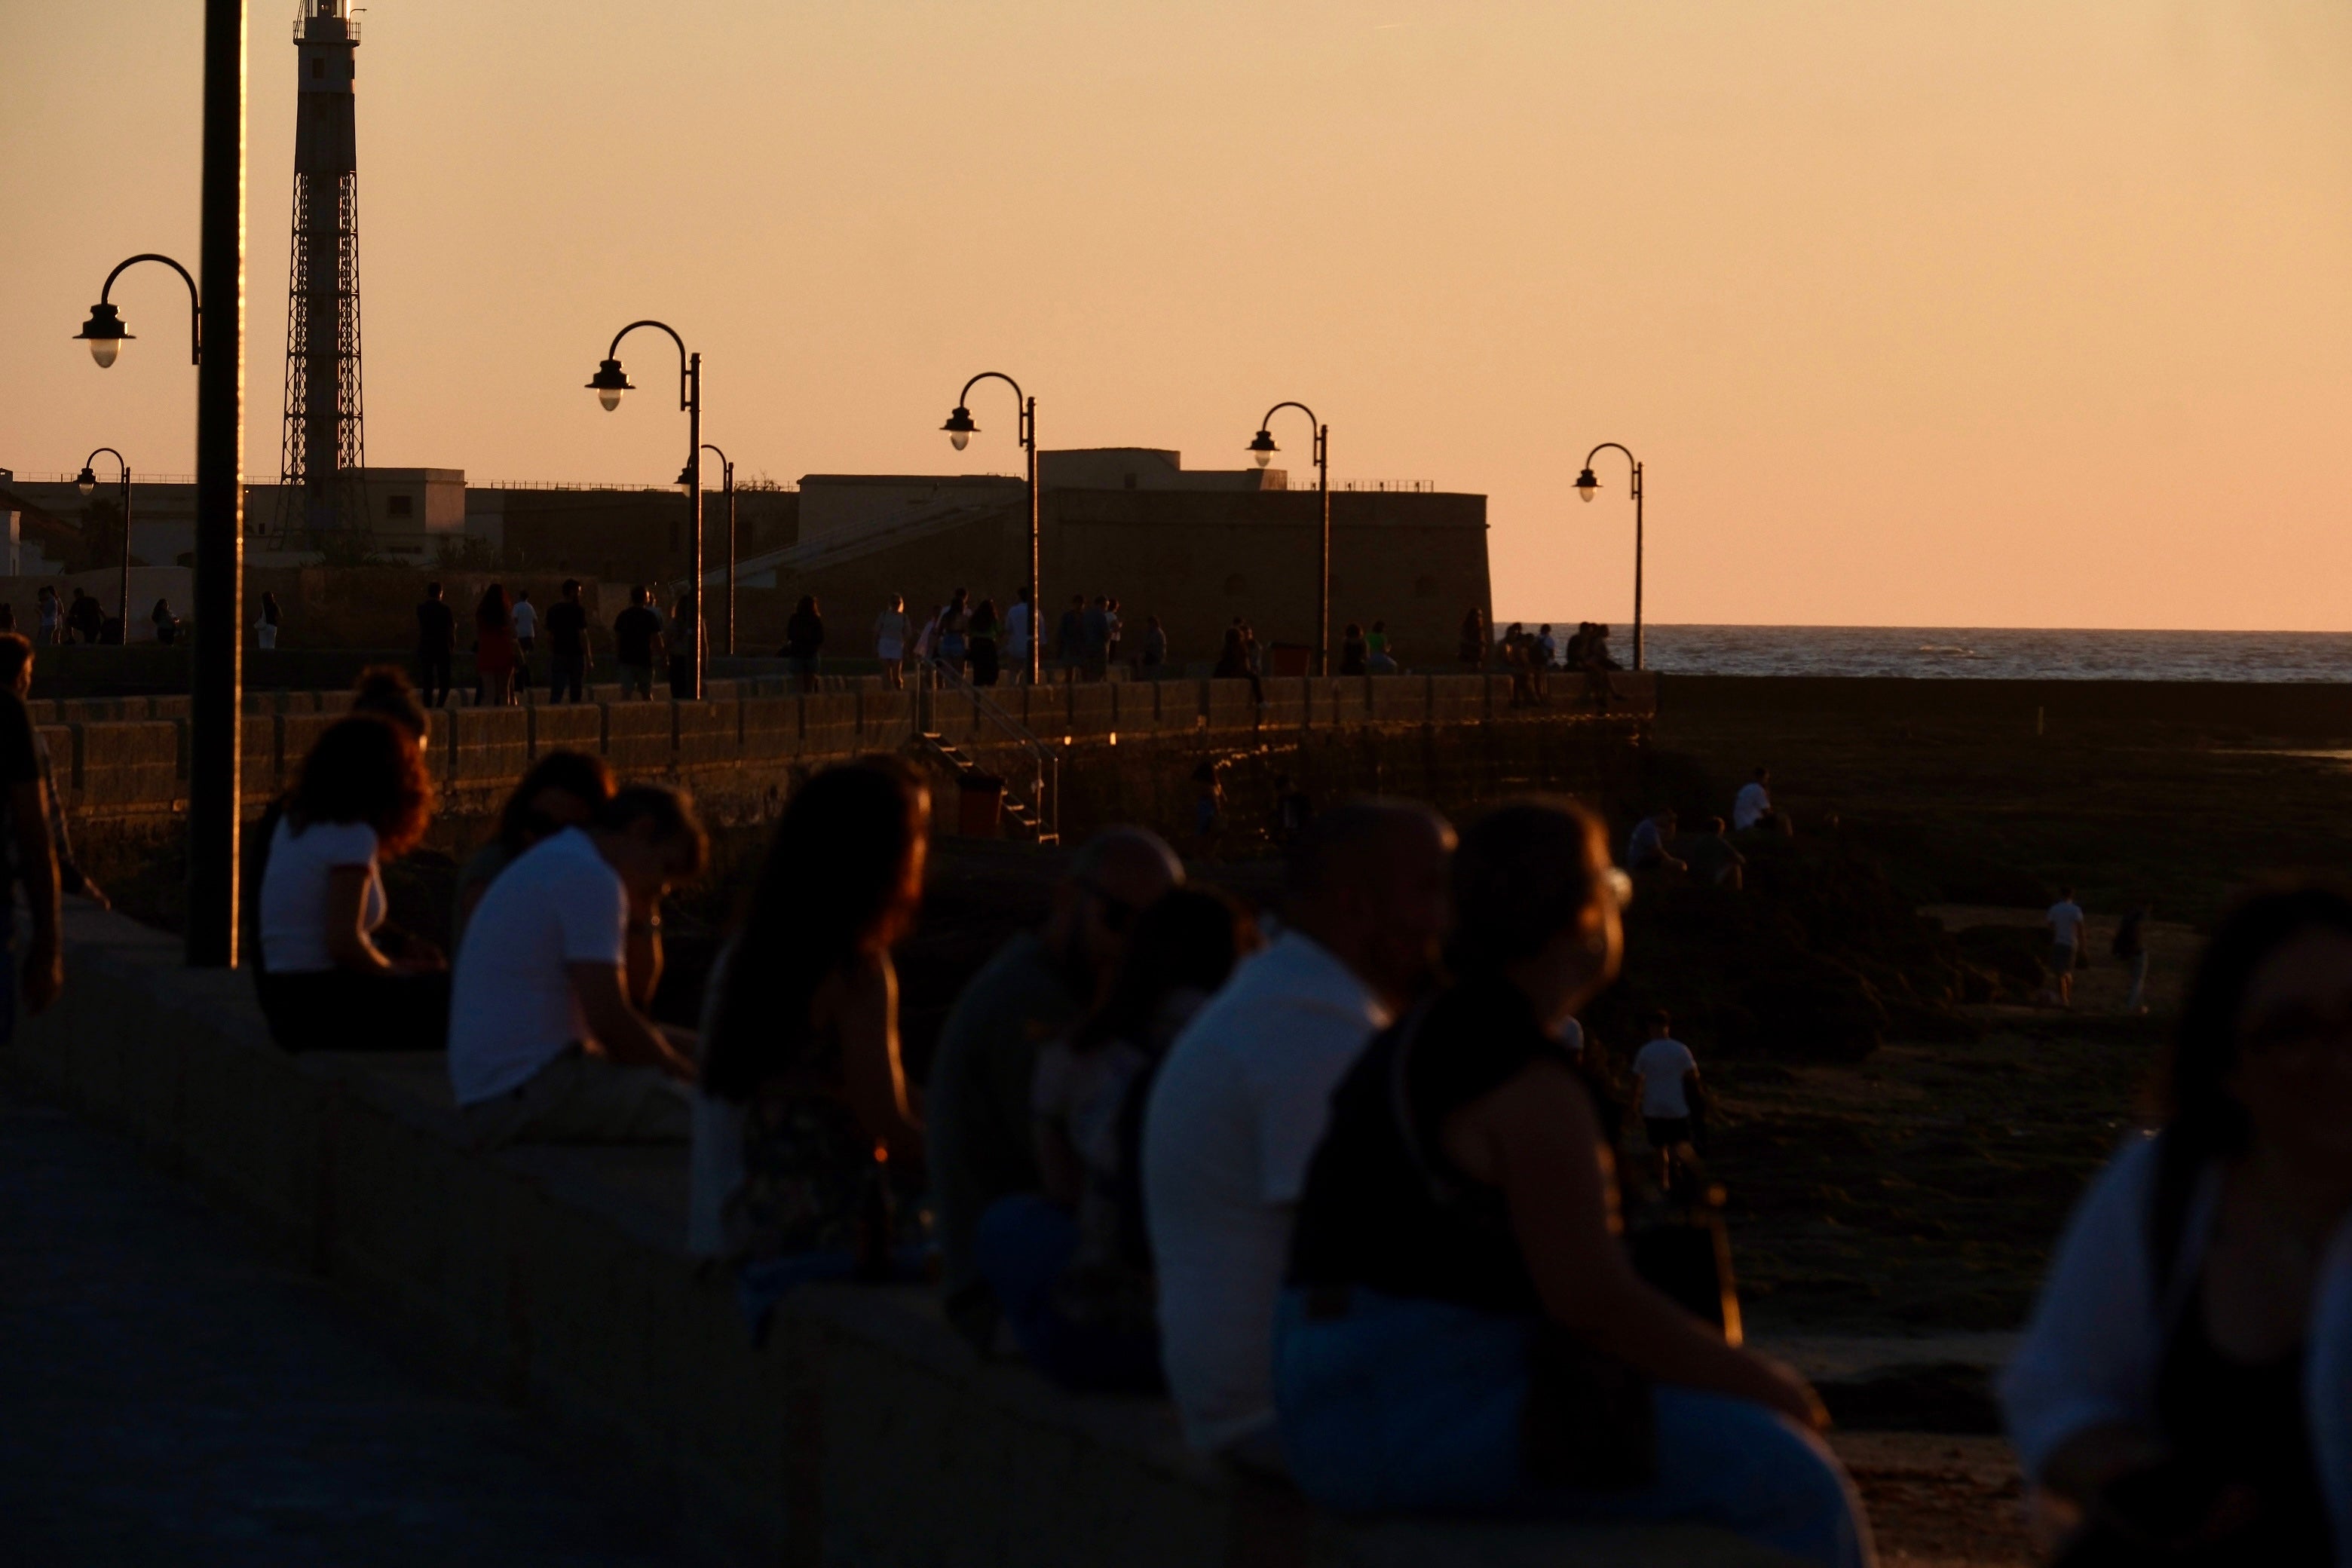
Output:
(957, 773), (1006, 838)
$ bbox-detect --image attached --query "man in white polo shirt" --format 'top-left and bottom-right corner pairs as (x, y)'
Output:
(449, 784), (706, 1148)
(1143, 801), (1453, 1463)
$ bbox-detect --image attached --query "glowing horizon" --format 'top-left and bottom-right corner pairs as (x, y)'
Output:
(5, 1), (2347, 632)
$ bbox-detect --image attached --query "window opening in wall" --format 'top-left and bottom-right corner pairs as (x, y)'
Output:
(387, 494), (413, 519)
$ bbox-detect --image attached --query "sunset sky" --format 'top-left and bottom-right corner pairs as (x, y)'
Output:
(5, 1), (2348, 630)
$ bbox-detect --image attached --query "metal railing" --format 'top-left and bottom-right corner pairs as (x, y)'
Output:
(920, 661), (1059, 844)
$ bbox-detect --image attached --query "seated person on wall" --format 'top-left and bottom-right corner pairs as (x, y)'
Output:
(453, 750), (644, 1006)
(2001, 885), (2352, 1563)
(978, 887), (1261, 1394)
(927, 828), (1184, 1350)
(690, 762), (929, 1328)
(1, 633), (106, 912)
(0, 632), (64, 1043)
(1685, 816), (1746, 892)
(446, 784), (705, 1149)
(253, 715), (451, 1052)
(1274, 799), (1871, 1568)
(1733, 766), (1791, 838)
(1624, 807), (1686, 875)
(1143, 801), (1453, 1465)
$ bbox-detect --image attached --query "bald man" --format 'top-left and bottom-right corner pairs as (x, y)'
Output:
(1144, 801), (1453, 1461)
(931, 826), (1185, 1347)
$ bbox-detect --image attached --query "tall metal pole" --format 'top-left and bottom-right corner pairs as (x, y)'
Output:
(1024, 397), (1040, 686)
(1315, 424), (1330, 677)
(189, 0), (247, 967)
(724, 458), (736, 657)
(119, 464), (133, 641)
(1631, 458), (1645, 674)
(686, 351), (702, 700)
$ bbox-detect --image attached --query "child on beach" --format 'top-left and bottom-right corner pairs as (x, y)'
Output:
(2047, 888), (2085, 1008)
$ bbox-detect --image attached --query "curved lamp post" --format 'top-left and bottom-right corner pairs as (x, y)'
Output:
(941, 373), (1038, 683)
(681, 443), (735, 657)
(1573, 442), (1645, 672)
(78, 240), (240, 966)
(75, 253), (202, 369)
(590, 320), (701, 698)
(1247, 402), (1331, 675)
(75, 448), (134, 642)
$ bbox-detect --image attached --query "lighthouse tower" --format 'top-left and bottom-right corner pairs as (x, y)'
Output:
(279, 0), (367, 538)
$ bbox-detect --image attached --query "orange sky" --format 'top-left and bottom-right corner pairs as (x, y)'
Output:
(6, 1), (2349, 629)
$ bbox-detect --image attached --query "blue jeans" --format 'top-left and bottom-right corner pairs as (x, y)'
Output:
(1274, 1288), (1872, 1568)
(975, 1194), (1164, 1393)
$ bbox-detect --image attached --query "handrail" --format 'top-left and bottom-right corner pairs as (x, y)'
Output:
(923, 662), (1058, 844)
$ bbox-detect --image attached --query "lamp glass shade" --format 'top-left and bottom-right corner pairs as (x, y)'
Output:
(587, 357), (632, 410)
(942, 406), (977, 451)
(76, 468), (97, 496)
(597, 385), (623, 412)
(1248, 430), (1278, 467)
(1575, 467), (1600, 502)
(77, 303), (130, 367)
(949, 430), (970, 452)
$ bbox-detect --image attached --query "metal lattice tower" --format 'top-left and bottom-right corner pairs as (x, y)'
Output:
(278, 0), (367, 541)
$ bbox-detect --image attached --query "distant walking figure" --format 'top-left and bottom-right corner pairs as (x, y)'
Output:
(1458, 607), (1487, 671)
(2047, 887), (2086, 1009)
(2113, 902), (2151, 1014)
(475, 583), (519, 707)
(415, 581), (456, 708)
(874, 595), (908, 690)
(544, 579), (590, 703)
(256, 590), (282, 650)
(784, 595), (825, 691)
(612, 585), (663, 700)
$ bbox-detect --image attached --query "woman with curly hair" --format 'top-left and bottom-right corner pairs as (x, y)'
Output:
(254, 712), (449, 1052)
(688, 761), (927, 1319)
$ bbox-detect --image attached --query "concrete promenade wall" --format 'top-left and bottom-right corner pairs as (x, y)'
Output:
(39, 672), (1661, 855)
(4, 901), (1784, 1567)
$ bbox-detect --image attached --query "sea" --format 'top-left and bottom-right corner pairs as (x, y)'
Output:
(1582, 626), (2352, 684)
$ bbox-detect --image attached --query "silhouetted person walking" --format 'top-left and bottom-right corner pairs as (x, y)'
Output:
(416, 582), (455, 708)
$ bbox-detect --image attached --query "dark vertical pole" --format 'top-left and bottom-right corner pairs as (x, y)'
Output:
(687, 352), (702, 700)
(119, 467), (133, 638)
(1631, 460), (1644, 673)
(724, 460), (736, 657)
(1316, 424), (1331, 677)
(1024, 397), (1040, 686)
(189, 0), (246, 967)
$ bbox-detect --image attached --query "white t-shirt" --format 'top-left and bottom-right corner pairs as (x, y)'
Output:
(259, 816), (384, 974)
(1141, 931), (1389, 1453)
(1632, 1037), (1700, 1119)
(2049, 901), (2086, 948)
(511, 600), (537, 639)
(447, 828), (630, 1107)
(1003, 600), (1031, 654)
(1732, 781), (1772, 831)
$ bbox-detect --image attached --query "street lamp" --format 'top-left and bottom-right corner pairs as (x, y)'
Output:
(75, 253), (202, 370)
(940, 373), (1039, 682)
(588, 320), (701, 697)
(78, 448), (134, 642)
(1247, 402), (1331, 675)
(1573, 442), (1646, 672)
(78, 234), (237, 968)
